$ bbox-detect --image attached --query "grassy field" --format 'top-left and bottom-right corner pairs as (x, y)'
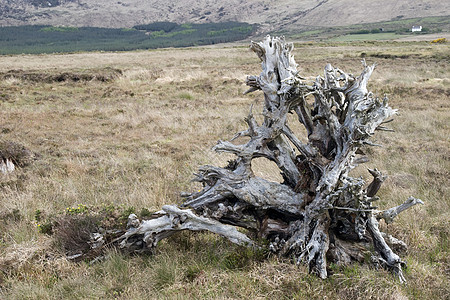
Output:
(0, 40), (449, 299)
(285, 15), (450, 42)
(330, 33), (400, 42)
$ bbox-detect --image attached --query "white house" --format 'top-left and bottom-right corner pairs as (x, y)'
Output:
(412, 26), (422, 32)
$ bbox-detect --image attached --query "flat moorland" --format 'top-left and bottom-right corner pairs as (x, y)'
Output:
(0, 41), (448, 299)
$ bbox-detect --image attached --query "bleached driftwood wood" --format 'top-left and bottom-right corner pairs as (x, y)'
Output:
(102, 36), (422, 282)
(377, 196), (424, 224)
(117, 205), (253, 251)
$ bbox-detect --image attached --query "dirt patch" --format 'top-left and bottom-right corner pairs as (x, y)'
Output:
(376, 85), (450, 98)
(0, 68), (122, 83)
(362, 53), (422, 60)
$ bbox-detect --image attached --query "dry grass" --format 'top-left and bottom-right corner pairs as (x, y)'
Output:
(0, 41), (449, 299)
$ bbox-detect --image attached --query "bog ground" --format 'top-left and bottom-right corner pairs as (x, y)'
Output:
(0, 41), (449, 299)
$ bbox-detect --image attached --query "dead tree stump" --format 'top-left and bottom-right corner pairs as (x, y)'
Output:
(112, 36), (422, 282)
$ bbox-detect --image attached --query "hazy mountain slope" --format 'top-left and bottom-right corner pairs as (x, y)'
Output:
(0, 0), (448, 31)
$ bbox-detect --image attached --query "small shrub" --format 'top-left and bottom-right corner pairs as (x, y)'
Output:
(139, 207), (152, 218)
(0, 141), (36, 167)
(47, 204), (139, 258)
(178, 92), (194, 100)
(115, 206), (135, 228)
(37, 222), (53, 235)
(120, 206), (135, 220)
(53, 214), (100, 256)
(35, 209), (53, 234)
(34, 209), (42, 222)
(66, 204), (88, 215)
(98, 203), (133, 230)
(184, 265), (202, 282)
(430, 38), (447, 44)
(350, 29), (370, 35)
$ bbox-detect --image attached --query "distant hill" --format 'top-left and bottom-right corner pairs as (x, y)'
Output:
(1, 0), (449, 33)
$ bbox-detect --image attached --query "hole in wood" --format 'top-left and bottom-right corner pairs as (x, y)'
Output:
(251, 157), (283, 183)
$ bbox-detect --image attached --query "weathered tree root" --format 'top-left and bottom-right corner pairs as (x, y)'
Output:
(87, 36), (423, 282)
(116, 205), (253, 253)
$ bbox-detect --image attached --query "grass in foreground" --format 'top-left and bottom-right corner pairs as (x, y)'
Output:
(0, 41), (449, 299)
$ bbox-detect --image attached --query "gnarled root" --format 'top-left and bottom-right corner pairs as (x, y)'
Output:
(116, 205), (253, 253)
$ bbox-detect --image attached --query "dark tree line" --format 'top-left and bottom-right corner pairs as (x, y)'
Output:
(0, 22), (257, 54)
